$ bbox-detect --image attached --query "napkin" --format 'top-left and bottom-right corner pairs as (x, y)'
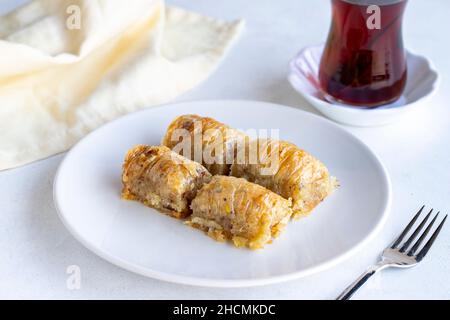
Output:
(0, 0), (244, 170)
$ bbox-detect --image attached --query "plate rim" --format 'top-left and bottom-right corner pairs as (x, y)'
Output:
(53, 99), (392, 288)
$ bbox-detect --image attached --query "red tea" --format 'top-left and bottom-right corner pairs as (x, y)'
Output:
(319, 0), (408, 107)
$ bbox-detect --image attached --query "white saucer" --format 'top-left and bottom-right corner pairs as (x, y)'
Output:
(289, 44), (439, 127)
(54, 100), (391, 287)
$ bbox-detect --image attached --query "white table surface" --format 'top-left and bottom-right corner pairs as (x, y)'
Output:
(1, 0), (449, 300)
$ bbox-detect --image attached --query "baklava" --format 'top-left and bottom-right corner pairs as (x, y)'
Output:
(162, 114), (248, 175)
(122, 145), (212, 219)
(231, 139), (336, 218)
(188, 176), (293, 249)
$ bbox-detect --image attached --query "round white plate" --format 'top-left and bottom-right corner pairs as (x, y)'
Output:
(54, 100), (391, 287)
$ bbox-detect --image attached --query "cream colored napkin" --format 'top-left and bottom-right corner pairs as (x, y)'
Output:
(0, 0), (244, 170)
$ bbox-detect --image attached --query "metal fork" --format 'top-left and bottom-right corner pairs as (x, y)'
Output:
(337, 205), (447, 300)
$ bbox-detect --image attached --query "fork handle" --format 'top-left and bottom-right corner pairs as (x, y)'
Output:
(336, 263), (388, 300)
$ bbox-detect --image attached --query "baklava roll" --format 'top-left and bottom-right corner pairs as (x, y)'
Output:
(188, 176), (293, 249)
(231, 139), (336, 218)
(162, 115), (248, 175)
(122, 145), (212, 219)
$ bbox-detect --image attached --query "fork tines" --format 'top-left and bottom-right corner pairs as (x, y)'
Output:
(391, 205), (447, 261)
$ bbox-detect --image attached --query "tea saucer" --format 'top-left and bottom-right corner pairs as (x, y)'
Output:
(288, 44), (439, 127)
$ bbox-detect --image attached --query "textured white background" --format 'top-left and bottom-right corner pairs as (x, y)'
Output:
(0, 0), (449, 299)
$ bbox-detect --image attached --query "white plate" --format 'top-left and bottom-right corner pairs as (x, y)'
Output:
(289, 45), (439, 127)
(54, 100), (391, 287)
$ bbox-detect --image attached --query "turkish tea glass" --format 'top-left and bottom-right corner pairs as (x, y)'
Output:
(319, 0), (408, 107)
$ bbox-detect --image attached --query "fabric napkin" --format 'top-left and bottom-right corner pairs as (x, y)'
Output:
(0, 0), (244, 170)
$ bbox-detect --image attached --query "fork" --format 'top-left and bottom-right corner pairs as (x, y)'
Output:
(337, 205), (447, 300)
